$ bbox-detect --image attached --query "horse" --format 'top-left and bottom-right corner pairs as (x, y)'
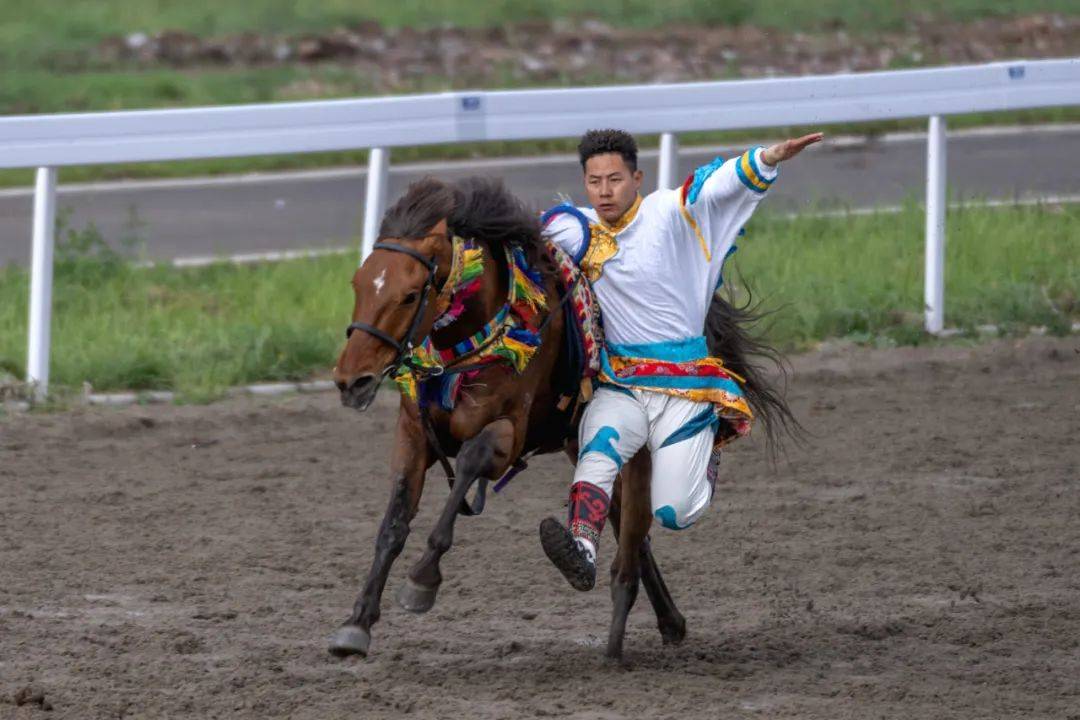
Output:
(328, 177), (687, 659)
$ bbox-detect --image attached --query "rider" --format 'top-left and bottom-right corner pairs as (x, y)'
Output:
(539, 128), (822, 590)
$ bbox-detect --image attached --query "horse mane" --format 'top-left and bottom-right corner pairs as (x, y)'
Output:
(448, 177), (543, 258)
(378, 177), (457, 241)
(379, 176), (545, 264)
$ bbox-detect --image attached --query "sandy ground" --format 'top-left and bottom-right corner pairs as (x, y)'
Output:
(1, 336), (1078, 720)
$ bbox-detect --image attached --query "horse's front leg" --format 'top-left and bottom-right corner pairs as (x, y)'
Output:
(328, 404), (430, 658)
(397, 416), (517, 613)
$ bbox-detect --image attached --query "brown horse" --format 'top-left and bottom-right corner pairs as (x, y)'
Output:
(328, 177), (687, 659)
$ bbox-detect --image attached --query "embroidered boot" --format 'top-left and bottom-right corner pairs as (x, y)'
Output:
(539, 481), (609, 591)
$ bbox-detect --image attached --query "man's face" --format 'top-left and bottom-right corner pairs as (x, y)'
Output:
(583, 153), (644, 225)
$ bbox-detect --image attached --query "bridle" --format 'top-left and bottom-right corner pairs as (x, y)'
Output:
(343, 235), (488, 516)
(341, 233), (568, 518)
(345, 240), (445, 379)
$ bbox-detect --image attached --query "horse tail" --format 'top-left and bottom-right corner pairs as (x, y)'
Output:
(704, 287), (805, 457)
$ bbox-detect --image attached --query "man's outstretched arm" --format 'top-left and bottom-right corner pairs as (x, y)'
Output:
(681, 131), (825, 261)
(691, 132), (825, 207)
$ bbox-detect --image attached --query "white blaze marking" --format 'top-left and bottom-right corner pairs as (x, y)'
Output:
(373, 269), (386, 295)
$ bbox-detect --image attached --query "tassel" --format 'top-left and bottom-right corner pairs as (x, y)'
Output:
(511, 248), (548, 315)
(460, 246), (484, 283)
(394, 369), (418, 401)
(497, 327), (541, 372)
(433, 278), (482, 330)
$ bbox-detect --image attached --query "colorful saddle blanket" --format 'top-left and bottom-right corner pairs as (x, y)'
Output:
(409, 240), (602, 413)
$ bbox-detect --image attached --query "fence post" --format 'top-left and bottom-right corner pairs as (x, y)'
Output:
(27, 167), (58, 401)
(360, 147), (390, 263)
(924, 115), (947, 334)
(657, 132), (679, 191)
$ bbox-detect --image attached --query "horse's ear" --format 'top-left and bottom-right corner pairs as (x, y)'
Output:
(420, 218), (451, 255)
(427, 218), (449, 240)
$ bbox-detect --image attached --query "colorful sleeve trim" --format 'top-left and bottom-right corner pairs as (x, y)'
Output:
(541, 204), (591, 264)
(681, 155), (726, 206)
(735, 146), (776, 194)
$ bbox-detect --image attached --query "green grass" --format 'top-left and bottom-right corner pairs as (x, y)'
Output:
(0, 203), (1076, 401)
(0, 228), (355, 402)
(736, 202), (1079, 347)
(0, 66), (369, 116)
(4, 0), (1077, 67)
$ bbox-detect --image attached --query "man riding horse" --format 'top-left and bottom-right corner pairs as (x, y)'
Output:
(539, 128), (823, 590)
(328, 129), (820, 660)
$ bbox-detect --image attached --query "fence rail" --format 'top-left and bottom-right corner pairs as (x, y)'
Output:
(3, 58), (1078, 398)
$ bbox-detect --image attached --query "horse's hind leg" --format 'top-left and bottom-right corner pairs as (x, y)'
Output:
(329, 410), (428, 658)
(398, 418), (516, 614)
(606, 457), (652, 660)
(610, 454), (687, 646)
(638, 537), (687, 644)
(609, 502), (687, 646)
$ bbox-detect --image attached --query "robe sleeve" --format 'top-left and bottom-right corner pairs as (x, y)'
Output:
(680, 147), (778, 266)
(540, 204), (591, 263)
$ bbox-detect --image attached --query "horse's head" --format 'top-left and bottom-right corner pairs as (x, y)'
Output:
(334, 216), (455, 411)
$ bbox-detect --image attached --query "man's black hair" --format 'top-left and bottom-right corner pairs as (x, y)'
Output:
(578, 129), (638, 172)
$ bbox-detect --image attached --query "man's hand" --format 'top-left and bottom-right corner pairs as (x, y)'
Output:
(760, 132), (824, 166)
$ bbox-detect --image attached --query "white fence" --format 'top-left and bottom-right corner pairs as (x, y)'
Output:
(2, 58), (1078, 398)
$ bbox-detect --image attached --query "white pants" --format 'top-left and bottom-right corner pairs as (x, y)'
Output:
(575, 385), (720, 531)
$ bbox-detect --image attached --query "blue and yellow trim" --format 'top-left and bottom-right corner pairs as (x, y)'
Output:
(598, 344), (747, 400)
(735, 147), (775, 194)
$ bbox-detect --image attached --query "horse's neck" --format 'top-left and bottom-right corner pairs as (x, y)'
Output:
(430, 239), (507, 348)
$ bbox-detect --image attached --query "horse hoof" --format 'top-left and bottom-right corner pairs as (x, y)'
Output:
(397, 579), (438, 614)
(328, 625), (371, 658)
(659, 616), (687, 645)
(604, 646), (627, 665)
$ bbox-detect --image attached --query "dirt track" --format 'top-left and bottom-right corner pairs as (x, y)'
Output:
(2, 336), (1079, 719)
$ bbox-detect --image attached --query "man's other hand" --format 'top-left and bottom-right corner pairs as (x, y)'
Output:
(761, 133), (824, 166)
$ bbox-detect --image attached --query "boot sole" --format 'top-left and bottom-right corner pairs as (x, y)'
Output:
(539, 517), (595, 591)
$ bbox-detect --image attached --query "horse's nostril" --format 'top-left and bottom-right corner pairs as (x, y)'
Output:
(338, 373), (379, 409)
(347, 374), (377, 394)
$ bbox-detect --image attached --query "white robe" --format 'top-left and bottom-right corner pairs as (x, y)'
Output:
(542, 146), (778, 346)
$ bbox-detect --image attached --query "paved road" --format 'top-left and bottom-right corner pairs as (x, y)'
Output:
(1, 126), (1078, 266)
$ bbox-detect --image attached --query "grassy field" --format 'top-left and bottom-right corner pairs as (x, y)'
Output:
(1, 202), (1076, 401)
(0, 0), (1076, 188)
(4, 0), (1077, 62)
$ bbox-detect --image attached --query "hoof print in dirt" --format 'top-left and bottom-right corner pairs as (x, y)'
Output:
(837, 620), (904, 641)
(13, 686), (53, 711)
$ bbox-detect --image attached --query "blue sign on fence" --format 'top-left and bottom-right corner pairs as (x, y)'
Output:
(461, 96), (482, 111)
(1008, 65), (1026, 80)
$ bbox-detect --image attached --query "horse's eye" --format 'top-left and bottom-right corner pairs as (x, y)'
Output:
(402, 291), (419, 306)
